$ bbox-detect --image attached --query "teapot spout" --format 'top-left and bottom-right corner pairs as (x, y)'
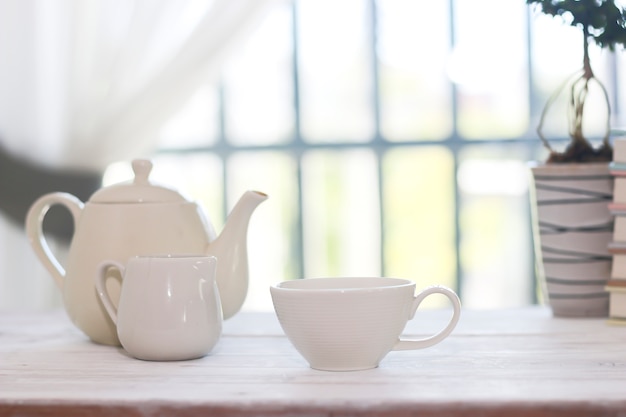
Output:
(207, 190), (268, 320)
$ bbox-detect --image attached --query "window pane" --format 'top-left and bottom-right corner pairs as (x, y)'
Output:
(377, 0), (452, 141)
(457, 146), (533, 308)
(150, 154), (225, 224)
(619, 54), (626, 129)
(226, 152), (300, 311)
(148, 0), (626, 317)
(531, 14), (587, 97)
(223, 4), (294, 145)
(382, 147), (455, 308)
(452, 0), (528, 139)
(301, 149), (381, 276)
(530, 12), (616, 142)
(297, 0), (375, 142)
(158, 84), (220, 149)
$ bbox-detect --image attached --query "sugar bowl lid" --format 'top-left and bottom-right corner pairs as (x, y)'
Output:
(89, 159), (186, 203)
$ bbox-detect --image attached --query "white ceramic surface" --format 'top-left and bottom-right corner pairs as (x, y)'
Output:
(270, 277), (461, 371)
(95, 255), (222, 361)
(529, 162), (613, 317)
(25, 159), (267, 346)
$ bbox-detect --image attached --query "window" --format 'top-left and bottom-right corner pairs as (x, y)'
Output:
(105, 0), (625, 312)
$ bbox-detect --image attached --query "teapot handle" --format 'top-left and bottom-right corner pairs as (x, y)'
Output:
(25, 192), (84, 289)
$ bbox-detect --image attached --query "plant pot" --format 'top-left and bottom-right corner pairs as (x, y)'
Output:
(529, 162), (613, 317)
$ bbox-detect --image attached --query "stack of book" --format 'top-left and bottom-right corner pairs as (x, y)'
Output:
(607, 137), (626, 323)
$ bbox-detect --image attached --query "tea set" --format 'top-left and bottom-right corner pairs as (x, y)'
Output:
(25, 159), (461, 370)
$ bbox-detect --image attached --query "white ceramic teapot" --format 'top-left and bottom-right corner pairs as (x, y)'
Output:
(25, 159), (267, 346)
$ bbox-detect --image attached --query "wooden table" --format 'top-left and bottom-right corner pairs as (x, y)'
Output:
(2, 307), (626, 417)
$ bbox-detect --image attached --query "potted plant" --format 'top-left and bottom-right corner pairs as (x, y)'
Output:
(527, 0), (626, 317)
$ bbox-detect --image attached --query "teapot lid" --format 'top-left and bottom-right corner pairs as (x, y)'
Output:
(90, 159), (186, 203)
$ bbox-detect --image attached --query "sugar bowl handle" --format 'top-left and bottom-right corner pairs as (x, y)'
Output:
(95, 261), (125, 325)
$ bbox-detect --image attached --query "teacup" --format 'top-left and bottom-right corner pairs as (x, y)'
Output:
(95, 255), (222, 361)
(270, 277), (461, 371)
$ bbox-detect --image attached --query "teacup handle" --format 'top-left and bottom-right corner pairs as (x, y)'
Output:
(393, 285), (461, 351)
(95, 261), (125, 325)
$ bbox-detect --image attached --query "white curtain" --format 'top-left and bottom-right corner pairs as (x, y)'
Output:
(0, 0), (278, 311)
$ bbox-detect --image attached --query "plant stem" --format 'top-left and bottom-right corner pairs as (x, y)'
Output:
(582, 26), (593, 80)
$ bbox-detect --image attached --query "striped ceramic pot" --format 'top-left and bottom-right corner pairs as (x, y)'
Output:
(529, 162), (613, 317)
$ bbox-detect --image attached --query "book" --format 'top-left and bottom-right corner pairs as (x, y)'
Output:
(607, 141), (626, 318)
(609, 244), (626, 279)
(605, 282), (626, 319)
(610, 162), (626, 172)
(609, 245), (626, 280)
(606, 317), (626, 326)
(609, 202), (626, 215)
(613, 138), (626, 164)
(611, 216), (626, 242)
(611, 253), (626, 279)
(612, 176), (626, 204)
(607, 278), (626, 287)
(609, 241), (626, 253)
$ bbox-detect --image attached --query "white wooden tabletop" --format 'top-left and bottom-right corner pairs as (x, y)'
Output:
(2, 307), (626, 416)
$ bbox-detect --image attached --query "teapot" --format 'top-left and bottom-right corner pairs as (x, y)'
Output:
(25, 159), (267, 346)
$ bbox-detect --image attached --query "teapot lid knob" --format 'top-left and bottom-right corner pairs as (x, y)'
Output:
(132, 159), (152, 185)
(89, 159), (187, 204)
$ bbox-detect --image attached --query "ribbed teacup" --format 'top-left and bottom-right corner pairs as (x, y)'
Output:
(270, 277), (461, 371)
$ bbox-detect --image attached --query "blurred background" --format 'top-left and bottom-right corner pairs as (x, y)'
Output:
(1, 0), (624, 313)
